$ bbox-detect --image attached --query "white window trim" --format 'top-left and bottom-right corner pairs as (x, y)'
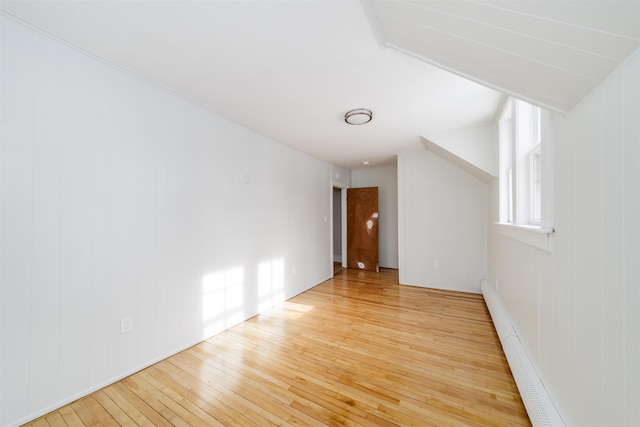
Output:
(494, 222), (554, 252)
(497, 99), (554, 251)
(498, 100), (513, 224)
(529, 144), (542, 224)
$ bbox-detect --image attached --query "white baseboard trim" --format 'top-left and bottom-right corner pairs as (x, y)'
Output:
(8, 339), (203, 427)
(11, 275), (333, 427)
(481, 279), (565, 427)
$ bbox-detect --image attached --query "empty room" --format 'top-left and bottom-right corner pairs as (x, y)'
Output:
(1, 1), (639, 426)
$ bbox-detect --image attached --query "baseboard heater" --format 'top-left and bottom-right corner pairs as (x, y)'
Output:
(480, 280), (565, 427)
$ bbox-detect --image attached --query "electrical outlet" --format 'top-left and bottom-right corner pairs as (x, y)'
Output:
(120, 316), (133, 334)
(433, 260), (440, 269)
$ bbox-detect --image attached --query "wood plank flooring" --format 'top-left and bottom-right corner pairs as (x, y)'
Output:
(25, 268), (530, 426)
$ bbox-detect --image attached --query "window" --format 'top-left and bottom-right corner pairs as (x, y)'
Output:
(499, 102), (514, 223)
(499, 99), (551, 227)
(530, 145), (542, 222)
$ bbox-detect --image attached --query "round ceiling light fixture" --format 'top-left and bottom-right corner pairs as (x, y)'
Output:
(344, 108), (372, 125)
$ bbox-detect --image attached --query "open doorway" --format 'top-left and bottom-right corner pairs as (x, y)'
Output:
(332, 186), (344, 276)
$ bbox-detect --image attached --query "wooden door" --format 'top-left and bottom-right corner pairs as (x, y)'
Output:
(347, 187), (379, 272)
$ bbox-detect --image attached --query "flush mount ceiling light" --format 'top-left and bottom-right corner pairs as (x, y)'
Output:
(345, 108), (372, 125)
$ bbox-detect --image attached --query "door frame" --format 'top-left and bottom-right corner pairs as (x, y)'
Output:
(345, 186), (379, 272)
(330, 183), (348, 276)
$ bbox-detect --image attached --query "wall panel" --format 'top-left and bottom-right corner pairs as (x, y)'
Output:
(488, 50), (640, 426)
(621, 53), (640, 426)
(398, 151), (487, 293)
(0, 16), (332, 426)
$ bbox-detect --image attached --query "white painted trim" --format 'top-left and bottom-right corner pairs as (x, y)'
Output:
(554, 46), (640, 123)
(0, 12), (4, 422)
(396, 154), (406, 284)
(494, 222), (554, 252)
(401, 281), (482, 295)
(420, 136), (496, 183)
(8, 338), (204, 427)
(384, 42), (568, 115)
(341, 188), (347, 269)
(330, 177), (349, 275)
(481, 280), (565, 427)
(359, 0), (387, 49)
(329, 182), (335, 276)
(9, 272), (332, 427)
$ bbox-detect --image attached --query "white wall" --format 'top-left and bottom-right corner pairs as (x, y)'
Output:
(427, 122), (498, 176)
(488, 50), (640, 426)
(330, 164), (349, 188)
(398, 151), (487, 293)
(0, 16), (332, 427)
(351, 163), (398, 269)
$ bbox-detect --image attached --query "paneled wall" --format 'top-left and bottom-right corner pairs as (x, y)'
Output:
(330, 164), (349, 188)
(1, 16), (332, 426)
(398, 151), (487, 293)
(488, 50), (640, 426)
(351, 163), (398, 269)
(427, 122), (498, 176)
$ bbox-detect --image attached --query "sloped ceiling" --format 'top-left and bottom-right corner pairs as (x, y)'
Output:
(0, 0), (504, 169)
(363, 0), (640, 113)
(2, 1), (638, 169)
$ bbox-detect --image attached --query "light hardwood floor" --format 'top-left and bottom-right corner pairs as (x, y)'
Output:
(25, 268), (530, 426)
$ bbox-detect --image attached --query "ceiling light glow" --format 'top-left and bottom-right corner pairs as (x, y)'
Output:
(345, 108), (372, 125)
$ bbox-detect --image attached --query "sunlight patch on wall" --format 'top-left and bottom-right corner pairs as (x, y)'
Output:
(202, 267), (245, 338)
(258, 258), (285, 312)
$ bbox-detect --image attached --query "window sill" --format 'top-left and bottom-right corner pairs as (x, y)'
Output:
(493, 222), (554, 253)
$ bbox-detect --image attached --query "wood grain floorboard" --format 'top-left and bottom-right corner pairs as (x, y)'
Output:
(24, 268), (530, 426)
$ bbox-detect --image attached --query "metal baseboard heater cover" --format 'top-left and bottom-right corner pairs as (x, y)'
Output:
(481, 280), (565, 427)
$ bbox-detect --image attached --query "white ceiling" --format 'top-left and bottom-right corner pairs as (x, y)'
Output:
(0, 0), (503, 169)
(364, 0), (640, 114)
(2, 1), (638, 169)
